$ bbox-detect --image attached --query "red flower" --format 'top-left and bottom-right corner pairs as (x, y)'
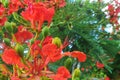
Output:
(23, 0), (35, 5)
(8, 0), (22, 15)
(96, 61), (104, 69)
(42, 36), (53, 46)
(42, 43), (62, 62)
(108, 4), (114, 16)
(21, 2), (55, 31)
(105, 76), (110, 80)
(0, 4), (5, 16)
(0, 3), (6, 26)
(0, 17), (7, 26)
(31, 36), (53, 56)
(71, 51), (87, 62)
(14, 29), (33, 43)
(63, 52), (71, 56)
(10, 0), (22, 5)
(107, 3), (119, 25)
(81, 67), (85, 71)
(2, 49), (21, 65)
(21, 2), (46, 30)
(58, 0), (66, 8)
(31, 40), (41, 56)
(11, 76), (20, 80)
(17, 25), (24, 31)
(44, 7), (55, 26)
(57, 66), (71, 78)
(51, 66), (71, 80)
(110, 16), (118, 24)
(46, 0), (66, 8)
(116, 7), (120, 15)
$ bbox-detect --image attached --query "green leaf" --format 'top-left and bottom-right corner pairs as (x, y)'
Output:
(12, 12), (30, 26)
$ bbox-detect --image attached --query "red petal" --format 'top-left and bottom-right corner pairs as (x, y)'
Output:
(105, 76), (110, 80)
(42, 43), (62, 62)
(0, 17), (7, 26)
(57, 66), (71, 78)
(2, 49), (21, 65)
(96, 61), (104, 69)
(71, 51), (86, 62)
(15, 30), (33, 43)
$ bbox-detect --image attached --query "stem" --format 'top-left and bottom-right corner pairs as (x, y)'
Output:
(34, 31), (38, 40)
(25, 49), (31, 60)
(13, 65), (17, 76)
(12, 13), (28, 26)
(11, 33), (17, 43)
(31, 20), (36, 30)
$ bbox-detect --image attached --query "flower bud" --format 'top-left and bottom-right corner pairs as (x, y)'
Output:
(1, 0), (9, 7)
(52, 37), (62, 48)
(5, 22), (13, 33)
(11, 22), (17, 33)
(30, 38), (34, 45)
(15, 44), (24, 57)
(72, 68), (81, 80)
(74, 77), (80, 80)
(0, 31), (4, 39)
(3, 38), (10, 46)
(64, 57), (72, 70)
(40, 76), (49, 80)
(11, 22), (16, 27)
(42, 26), (49, 38)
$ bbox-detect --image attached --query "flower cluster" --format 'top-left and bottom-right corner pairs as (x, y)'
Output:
(0, 0), (87, 80)
(107, 0), (120, 25)
(0, 3), (7, 26)
(21, 2), (55, 31)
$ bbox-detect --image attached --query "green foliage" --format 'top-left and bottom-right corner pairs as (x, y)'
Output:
(12, 12), (30, 26)
(48, 57), (70, 72)
(100, 40), (120, 57)
(49, 0), (120, 79)
(0, 0), (9, 7)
